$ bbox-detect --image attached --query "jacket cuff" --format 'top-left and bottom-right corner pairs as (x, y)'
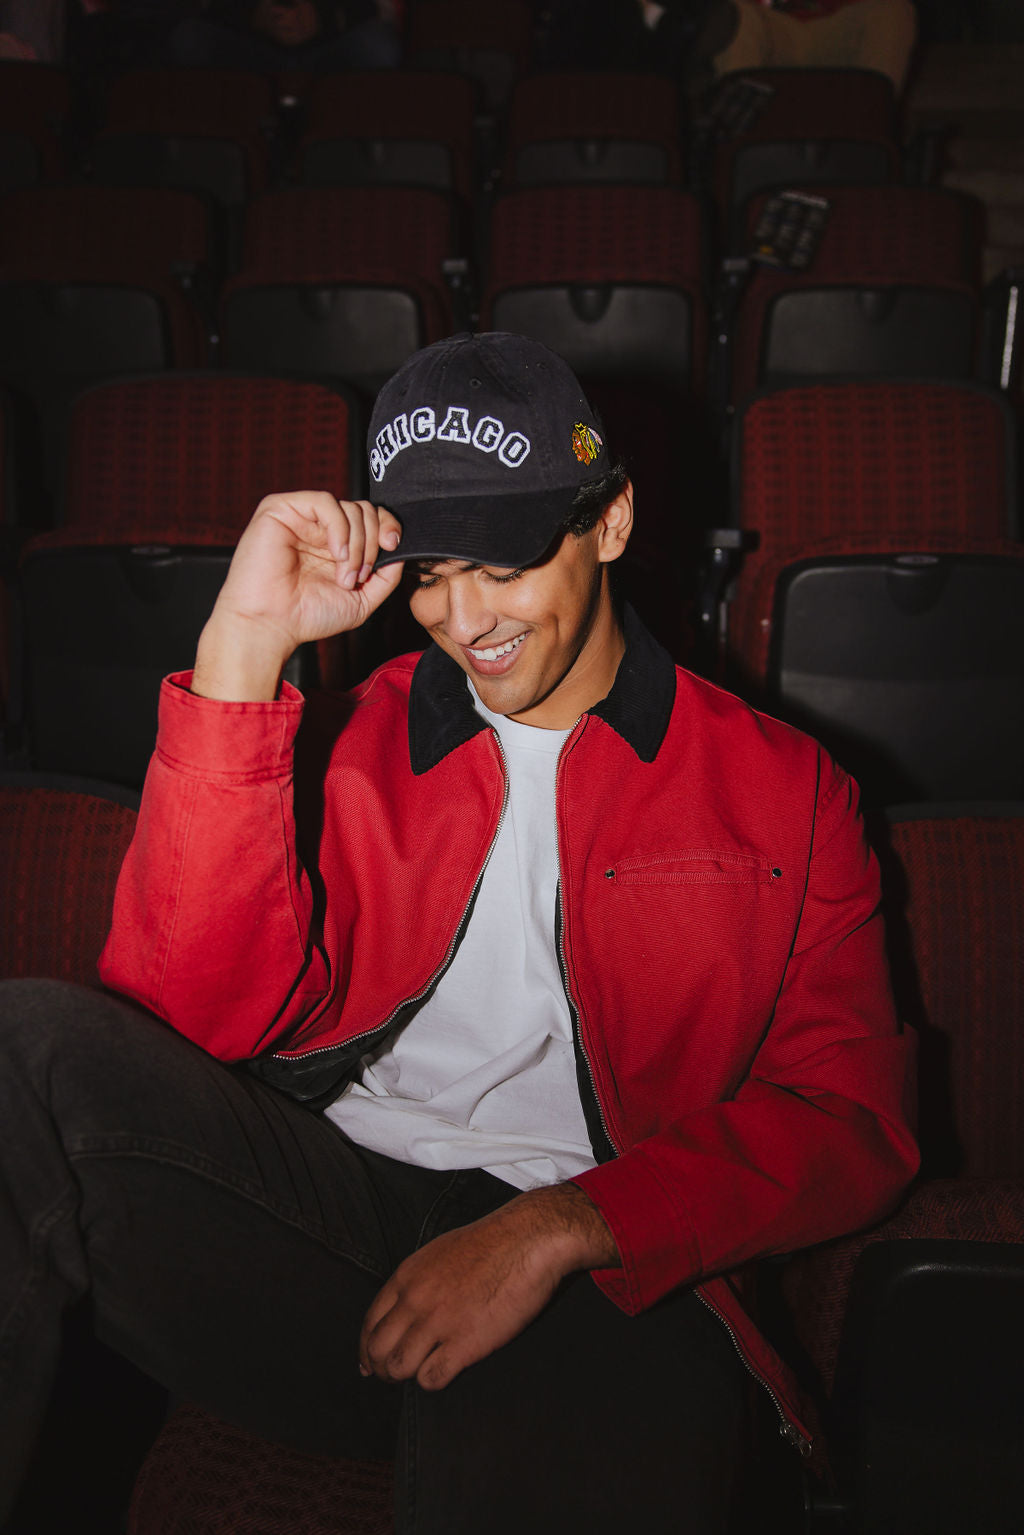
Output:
(153, 671), (304, 782)
(572, 1148), (702, 1315)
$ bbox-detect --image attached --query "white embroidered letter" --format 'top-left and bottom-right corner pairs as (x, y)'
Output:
(498, 432), (531, 468)
(369, 446), (385, 481)
(375, 422), (400, 469)
(471, 415), (504, 453)
(436, 406), (472, 444)
(409, 407), (436, 442)
(392, 413), (411, 452)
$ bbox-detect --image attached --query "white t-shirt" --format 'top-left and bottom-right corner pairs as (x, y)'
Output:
(325, 683), (598, 1190)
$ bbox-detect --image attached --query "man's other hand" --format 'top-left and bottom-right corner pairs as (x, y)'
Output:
(193, 492), (403, 701)
(358, 1181), (620, 1391)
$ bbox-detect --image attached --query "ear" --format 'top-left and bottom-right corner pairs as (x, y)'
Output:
(595, 480), (634, 565)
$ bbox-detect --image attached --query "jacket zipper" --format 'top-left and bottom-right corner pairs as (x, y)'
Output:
(554, 726), (810, 1455)
(553, 719), (618, 1164)
(273, 733), (511, 1065)
(696, 1289), (812, 1456)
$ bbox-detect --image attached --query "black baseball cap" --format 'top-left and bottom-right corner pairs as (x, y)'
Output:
(369, 332), (609, 570)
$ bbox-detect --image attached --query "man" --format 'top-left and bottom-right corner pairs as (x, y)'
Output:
(0, 334), (917, 1532)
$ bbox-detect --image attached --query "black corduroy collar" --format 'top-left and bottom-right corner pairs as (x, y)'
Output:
(407, 605), (677, 775)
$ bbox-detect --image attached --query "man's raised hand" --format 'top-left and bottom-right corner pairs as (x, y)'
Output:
(192, 493), (403, 701)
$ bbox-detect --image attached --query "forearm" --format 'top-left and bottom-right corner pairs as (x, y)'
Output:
(575, 1027), (919, 1316)
(99, 674), (329, 1058)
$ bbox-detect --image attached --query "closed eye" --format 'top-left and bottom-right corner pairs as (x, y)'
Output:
(484, 567), (526, 584)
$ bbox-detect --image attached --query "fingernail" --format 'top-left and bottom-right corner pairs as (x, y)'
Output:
(382, 529), (399, 549)
(359, 1363), (371, 1378)
(359, 563), (373, 584)
(343, 570), (358, 589)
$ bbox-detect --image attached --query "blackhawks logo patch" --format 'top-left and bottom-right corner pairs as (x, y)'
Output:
(571, 423), (602, 466)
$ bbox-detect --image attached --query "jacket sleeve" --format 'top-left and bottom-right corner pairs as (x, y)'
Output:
(572, 759), (920, 1316)
(98, 673), (331, 1060)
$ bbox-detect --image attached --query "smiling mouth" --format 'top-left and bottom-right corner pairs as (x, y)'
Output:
(467, 633), (527, 662)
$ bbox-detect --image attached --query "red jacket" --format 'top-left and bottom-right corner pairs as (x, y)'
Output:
(100, 610), (918, 1448)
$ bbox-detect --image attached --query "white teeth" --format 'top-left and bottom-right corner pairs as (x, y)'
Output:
(469, 633), (525, 662)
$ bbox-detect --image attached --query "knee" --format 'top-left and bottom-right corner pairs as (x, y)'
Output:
(0, 979), (156, 1089)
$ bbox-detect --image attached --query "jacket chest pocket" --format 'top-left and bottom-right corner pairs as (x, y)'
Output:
(602, 850), (782, 887)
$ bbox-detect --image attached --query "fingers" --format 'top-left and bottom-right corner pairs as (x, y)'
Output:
(254, 492), (402, 591)
(359, 1281), (440, 1387)
(332, 499), (402, 590)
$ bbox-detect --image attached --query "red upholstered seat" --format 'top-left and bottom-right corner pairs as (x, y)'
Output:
(728, 185), (984, 402)
(778, 807), (1024, 1529)
(91, 68), (276, 207)
(502, 71), (685, 187)
(481, 183), (706, 392)
(298, 70), (477, 204)
(0, 777), (138, 986)
(724, 378), (1019, 683)
(221, 186), (460, 395)
(128, 1404), (394, 1535)
(0, 60), (70, 185)
(43, 371), (361, 547)
(706, 66), (900, 247)
(11, 373), (365, 784)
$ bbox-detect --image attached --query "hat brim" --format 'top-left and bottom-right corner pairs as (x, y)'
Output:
(373, 487), (576, 571)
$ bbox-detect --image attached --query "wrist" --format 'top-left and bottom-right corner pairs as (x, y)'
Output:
(513, 1181), (621, 1273)
(192, 611), (293, 702)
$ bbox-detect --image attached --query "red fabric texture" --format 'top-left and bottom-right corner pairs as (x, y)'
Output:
(226, 185), (457, 340)
(502, 71), (684, 184)
(485, 183), (704, 290)
(727, 380), (1018, 679)
(0, 184), (212, 365)
(0, 785), (137, 985)
(884, 812), (1024, 1183)
(103, 67), (276, 136)
(301, 71), (477, 202)
(128, 1403), (393, 1535)
(712, 64), (898, 227)
(783, 808), (1024, 1397)
(0, 60), (69, 178)
(731, 185), (982, 400)
(406, 0), (534, 64)
(95, 67), (275, 197)
(54, 374), (355, 542)
(714, 63), (895, 141)
(481, 184), (707, 387)
(0, 184), (211, 278)
(783, 1178), (1024, 1396)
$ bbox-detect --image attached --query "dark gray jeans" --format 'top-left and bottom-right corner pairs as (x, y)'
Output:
(0, 979), (746, 1533)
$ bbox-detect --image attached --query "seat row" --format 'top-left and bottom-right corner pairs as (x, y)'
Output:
(0, 174), (1015, 522)
(0, 58), (898, 221)
(2, 371), (1021, 809)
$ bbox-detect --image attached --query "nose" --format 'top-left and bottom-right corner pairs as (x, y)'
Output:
(442, 573), (498, 647)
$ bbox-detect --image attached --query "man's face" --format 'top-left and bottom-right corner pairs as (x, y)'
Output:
(407, 508), (628, 730)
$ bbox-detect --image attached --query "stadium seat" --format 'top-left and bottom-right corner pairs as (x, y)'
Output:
(297, 70), (477, 205)
(724, 185), (985, 404)
(9, 374), (364, 786)
(782, 804), (1024, 1533)
(501, 71), (684, 188)
(481, 184), (706, 392)
(220, 186), (461, 397)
